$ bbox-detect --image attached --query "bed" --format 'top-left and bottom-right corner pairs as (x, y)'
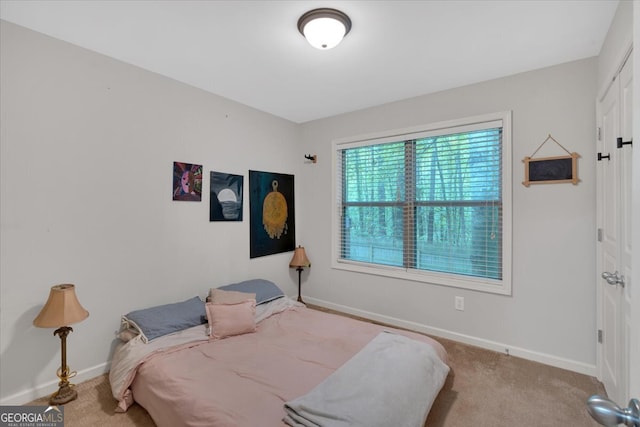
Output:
(109, 280), (449, 427)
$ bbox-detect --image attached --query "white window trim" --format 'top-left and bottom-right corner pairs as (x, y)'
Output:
(331, 111), (512, 295)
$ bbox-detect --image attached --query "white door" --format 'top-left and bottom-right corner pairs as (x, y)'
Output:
(597, 53), (633, 405)
(618, 52), (633, 403)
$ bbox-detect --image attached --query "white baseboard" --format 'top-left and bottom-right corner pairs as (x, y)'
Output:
(0, 362), (110, 406)
(305, 296), (597, 377)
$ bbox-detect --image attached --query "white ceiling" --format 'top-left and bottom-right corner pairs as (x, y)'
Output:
(0, 0), (619, 123)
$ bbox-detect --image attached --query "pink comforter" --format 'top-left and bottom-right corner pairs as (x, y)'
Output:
(127, 305), (448, 427)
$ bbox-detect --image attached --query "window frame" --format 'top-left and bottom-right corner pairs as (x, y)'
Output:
(331, 111), (512, 295)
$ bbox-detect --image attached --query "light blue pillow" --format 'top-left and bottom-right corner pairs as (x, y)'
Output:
(123, 296), (206, 343)
(218, 279), (284, 305)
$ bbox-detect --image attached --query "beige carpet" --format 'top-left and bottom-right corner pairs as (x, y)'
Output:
(426, 337), (605, 427)
(26, 335), (605, 427)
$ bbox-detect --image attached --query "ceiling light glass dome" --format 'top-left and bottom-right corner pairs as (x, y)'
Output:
(297, 8), (352, 50)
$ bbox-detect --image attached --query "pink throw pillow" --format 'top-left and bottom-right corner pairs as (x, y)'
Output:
(206, 300), (256, 340)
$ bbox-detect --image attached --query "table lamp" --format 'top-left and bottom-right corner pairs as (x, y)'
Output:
(33, 284), (89, 405)
(289, 246), (311, 304)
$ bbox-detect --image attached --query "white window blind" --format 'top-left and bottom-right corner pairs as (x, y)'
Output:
(334, 112), (511, 294)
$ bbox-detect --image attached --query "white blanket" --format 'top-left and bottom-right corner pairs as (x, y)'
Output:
(283, 332), (449, 427)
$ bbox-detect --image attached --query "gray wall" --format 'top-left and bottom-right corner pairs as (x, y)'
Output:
(298, 58), (598, 373)
(597, 0), (632, 94)
(0, 20), (301, 403)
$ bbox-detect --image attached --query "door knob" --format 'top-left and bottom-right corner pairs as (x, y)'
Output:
(602, 271), (625, 287)
(587, 395), (640, 427)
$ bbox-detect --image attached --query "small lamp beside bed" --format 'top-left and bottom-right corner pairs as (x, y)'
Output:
(289, 245), (311, 304)
(33, 284), (89, 405)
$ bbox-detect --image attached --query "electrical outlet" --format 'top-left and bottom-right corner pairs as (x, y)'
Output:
(455, 296), (464, 311)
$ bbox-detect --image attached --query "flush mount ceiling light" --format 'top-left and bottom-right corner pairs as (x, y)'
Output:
(297, 8), (352, 50)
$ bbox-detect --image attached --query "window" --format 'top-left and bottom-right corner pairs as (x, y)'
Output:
(332, 112), (512, 295)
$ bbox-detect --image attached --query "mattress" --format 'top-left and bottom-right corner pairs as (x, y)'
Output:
(110, 299), (448, 427)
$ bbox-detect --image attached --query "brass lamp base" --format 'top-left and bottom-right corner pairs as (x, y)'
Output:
(50, 326), (78, 405)
(49, 383), (77, 405)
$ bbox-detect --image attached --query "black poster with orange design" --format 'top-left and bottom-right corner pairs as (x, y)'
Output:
(249, 170), (295, 258)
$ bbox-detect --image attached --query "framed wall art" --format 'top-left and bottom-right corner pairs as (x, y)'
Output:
(249, 170), (295, 258)
(173, 161), (203, 201)
(210, 171), (243, 221)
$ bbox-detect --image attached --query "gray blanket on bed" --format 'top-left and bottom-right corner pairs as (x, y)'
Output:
(282, 331), (449, 427)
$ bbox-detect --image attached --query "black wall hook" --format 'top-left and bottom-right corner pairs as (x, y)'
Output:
(597, 152), (610, 161)
(304, 154), (317, 163)
(616, 137), (632, 148)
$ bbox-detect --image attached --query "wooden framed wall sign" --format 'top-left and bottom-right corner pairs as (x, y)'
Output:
(522, 135), (579, 187)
